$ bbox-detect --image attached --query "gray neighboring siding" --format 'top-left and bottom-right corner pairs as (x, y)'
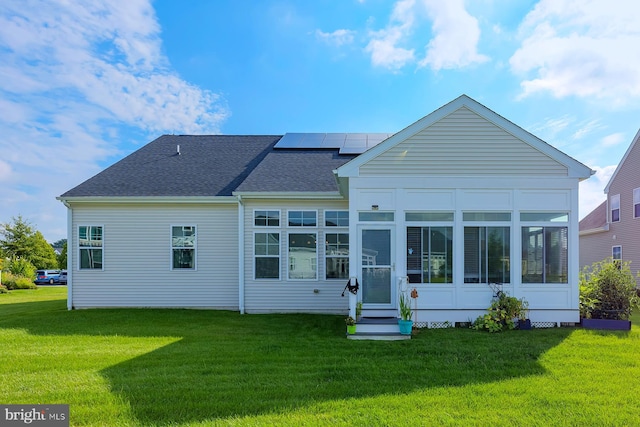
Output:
(71, 203), (239, 308)
(606, 138), (640, 285)
(359, 107), (568, 176)
(242, 199), (350, 314)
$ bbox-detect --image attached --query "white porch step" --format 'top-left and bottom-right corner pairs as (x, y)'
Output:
(346, 317), (411, 340)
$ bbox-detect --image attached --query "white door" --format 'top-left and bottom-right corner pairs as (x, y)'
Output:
(360, 226), (395, 308)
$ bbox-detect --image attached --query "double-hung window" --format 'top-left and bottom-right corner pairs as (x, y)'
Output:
(325, 211), (349, 279)
(79, 225), (103, 269)
(406, 212), (453, 284)
(171, 226), (196, 269)
(634, 188), (640, 219)
(255, 232), (280, 279)
(611, 194), (620, 222)
(521, 213), (568, 284)
(463, 213), (511, 284)
(613, 245), (622, 261)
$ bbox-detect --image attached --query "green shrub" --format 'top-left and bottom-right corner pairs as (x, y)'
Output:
(0, 284), (7, 294)
(1, 272), (37, 290)
(472, 292), (526, 333)
(579, 258), (639, 320)
(5, 257), (36, 278)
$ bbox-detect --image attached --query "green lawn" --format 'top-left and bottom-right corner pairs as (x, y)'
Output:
(1, 287), (639, 426)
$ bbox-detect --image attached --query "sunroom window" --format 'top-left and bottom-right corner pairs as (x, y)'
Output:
(521, 227), (568, 283)
(406, 227), (453, 284)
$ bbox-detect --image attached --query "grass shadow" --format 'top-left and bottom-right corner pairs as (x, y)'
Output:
(0, 297), (575, 425)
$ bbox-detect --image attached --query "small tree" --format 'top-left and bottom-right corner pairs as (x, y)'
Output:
(0, 216), (58, 269)
(580, 259), (639, 320)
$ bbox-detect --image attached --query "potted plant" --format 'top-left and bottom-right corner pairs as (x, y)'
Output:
(345, 316), (356, 334)
(517, 298), (531, 330)
(398, 293), (413, 335)
(580, 259), (639, 330)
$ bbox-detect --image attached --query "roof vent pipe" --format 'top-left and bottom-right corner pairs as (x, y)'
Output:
(177, 144), (181, 155)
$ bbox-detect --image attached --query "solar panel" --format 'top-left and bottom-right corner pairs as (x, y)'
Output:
(274, 133), (392, 154)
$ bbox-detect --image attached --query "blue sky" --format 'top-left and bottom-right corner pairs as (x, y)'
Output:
(1, 0), (640, 241)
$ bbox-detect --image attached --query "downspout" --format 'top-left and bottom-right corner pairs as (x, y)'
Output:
(237, 195), (245, 314)
(62, 200), (73, 310)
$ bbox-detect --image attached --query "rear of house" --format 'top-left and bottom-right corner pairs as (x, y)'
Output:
(59, 95), (593, 325)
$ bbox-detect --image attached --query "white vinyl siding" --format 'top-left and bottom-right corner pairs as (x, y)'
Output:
(70, 203), (239, 309)
(243, 200), (350, 313)
(359, 107), (568, 177)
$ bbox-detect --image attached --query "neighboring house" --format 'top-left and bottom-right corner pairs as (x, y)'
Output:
(580, 130), (640, 286)
(58, 95), (593, 325)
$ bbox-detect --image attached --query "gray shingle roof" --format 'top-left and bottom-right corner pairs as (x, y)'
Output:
(579, 200), (607, 232)
(61, 135), (281, 197)
(235, 150), (356, 193)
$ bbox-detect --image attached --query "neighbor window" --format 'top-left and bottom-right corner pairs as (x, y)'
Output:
(634, 188), (640, 218)
(521, 227), (568, 283)
(611, 194), (620, 222)
(79, 225), (103, 270)
(325, 210), (349, 227)
(613, 245), (622, 261)
(254, 210), (280, 227)
(326, 233), (349, 279)
(407, 226), (453, 284)
(288, 211), (317, 227)
(171, 226), (196, 269)
(288, 233), (317, 279)
(463, 227), (510, 284)
(255, 233), (280, 279)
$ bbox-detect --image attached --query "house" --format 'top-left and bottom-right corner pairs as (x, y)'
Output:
(58, 95), (594, 326)
(579, 130), (640, 286)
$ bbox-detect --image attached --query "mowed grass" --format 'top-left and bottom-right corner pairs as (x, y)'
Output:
(1, 288), (639, 426)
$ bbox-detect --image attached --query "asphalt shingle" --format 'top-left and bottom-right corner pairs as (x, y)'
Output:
(61, 135), (281, 197)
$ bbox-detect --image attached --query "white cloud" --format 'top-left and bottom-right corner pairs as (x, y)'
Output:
(315, 29), (356, 47)
(510, 0), (640, 103)
(364, 0), (416, 70)
(364, 0), (487, 71)
(0, 0), (229, 240)
(579, 164), (616, 219)
(601, 133), (625, 147)
(418, 0), (489, 70)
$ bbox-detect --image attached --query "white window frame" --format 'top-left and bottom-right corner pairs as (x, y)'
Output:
(170, 225), (197, 271)
(612, 245), (622, 261)
(520, 213), (569, 284)
(611, 194), (620, 223)
(254, 232), (280, 280)
(634, 188), (640, 219)
(287, 232), (318, 280)
(325, 232), (349, 280)
(78, 225), (104, 271)
(287, 210), (318, 227)
(462, 212), (512, 285)
(324, 210), (349, 227)
(253, 209), (281, 227)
